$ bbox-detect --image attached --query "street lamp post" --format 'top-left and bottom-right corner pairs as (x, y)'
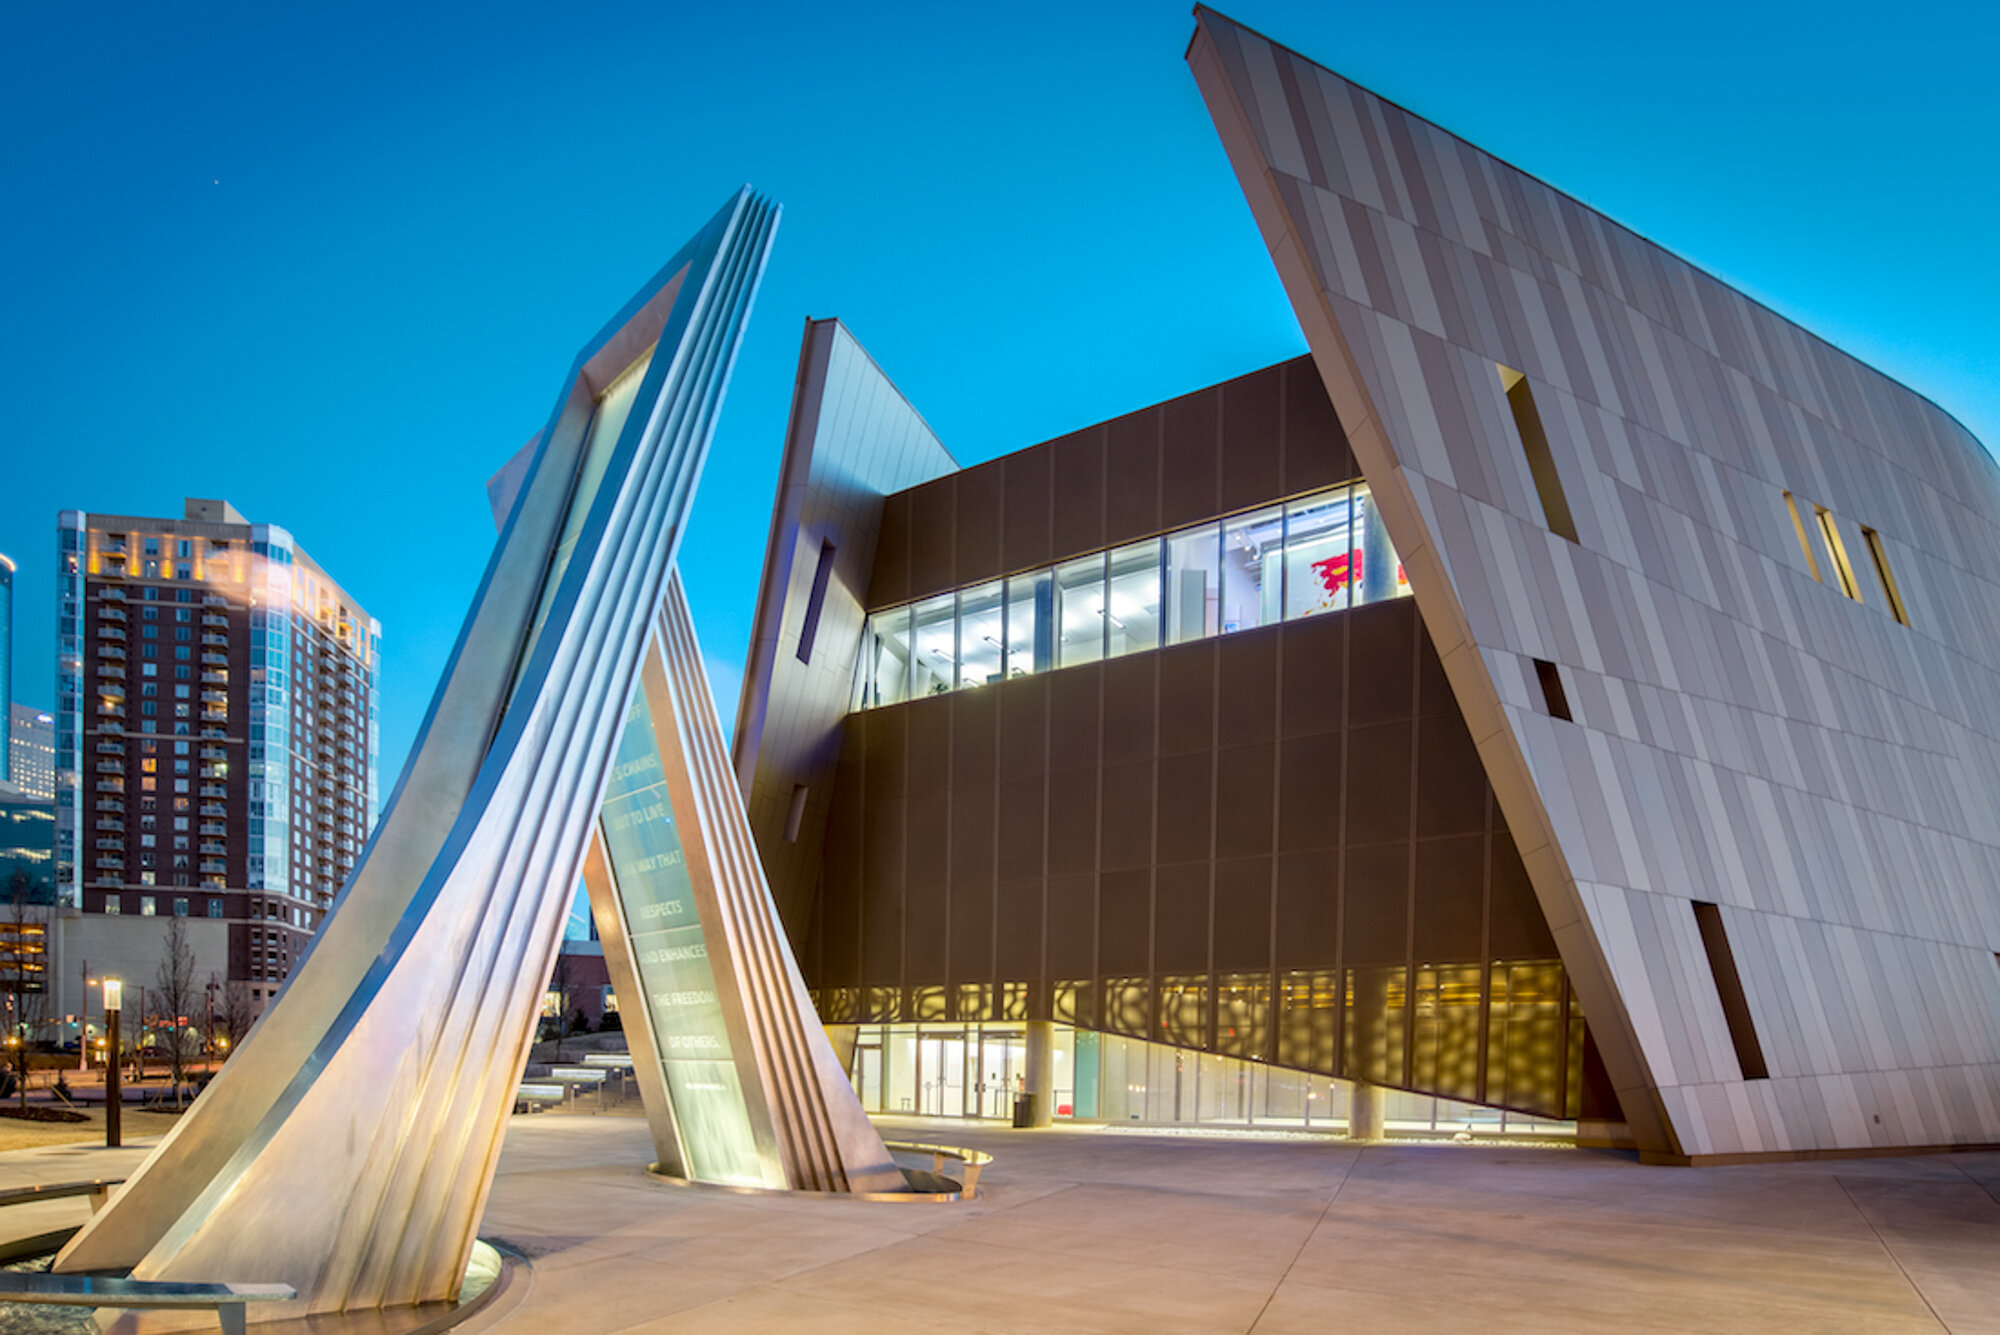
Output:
(103, 978), (122, 1149)
(78, 958), (90, 1073)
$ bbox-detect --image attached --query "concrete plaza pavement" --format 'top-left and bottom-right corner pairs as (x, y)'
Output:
(0, 1112), (1994, 1332)
(460, 1112), (2000, 1335)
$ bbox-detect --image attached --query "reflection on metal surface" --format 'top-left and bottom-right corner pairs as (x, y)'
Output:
(584, 575), (905, 1194)
(51, 189), (848, 1318)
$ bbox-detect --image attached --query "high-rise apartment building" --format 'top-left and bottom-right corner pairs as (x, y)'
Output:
(9, 706), (55, 802)
(55, 499), (379, 1005)
(0, 552), (14, 786)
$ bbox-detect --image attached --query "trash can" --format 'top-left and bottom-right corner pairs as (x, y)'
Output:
(1012, 1093), (1038, 1128)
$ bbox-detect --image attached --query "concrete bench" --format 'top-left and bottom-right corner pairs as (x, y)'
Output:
(514, 1082), (565, 1113)
(0, 1178), (123, 1214)
(0, 1273), (295, 1335)
(546, 1067), (608, 1111)
(884, 1142), (993, 1195)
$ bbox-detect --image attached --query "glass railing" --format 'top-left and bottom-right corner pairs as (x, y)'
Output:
(853, 480), (1410, 710)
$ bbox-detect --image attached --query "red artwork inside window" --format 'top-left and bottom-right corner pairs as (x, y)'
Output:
(1313, 550), (1359, 598)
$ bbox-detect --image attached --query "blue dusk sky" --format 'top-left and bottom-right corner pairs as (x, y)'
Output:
(2, 1), (1994, 788)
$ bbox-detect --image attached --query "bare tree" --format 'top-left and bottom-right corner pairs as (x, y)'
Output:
(216, 980), (257, 1055)
(548, 953), (577, 1061)
(154, 918), (199, 1109)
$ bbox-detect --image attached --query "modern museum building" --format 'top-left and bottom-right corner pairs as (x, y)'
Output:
(727, 10), (2000, 1165)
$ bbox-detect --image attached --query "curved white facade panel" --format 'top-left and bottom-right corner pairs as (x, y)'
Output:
(1191, 8), (2000, 1160)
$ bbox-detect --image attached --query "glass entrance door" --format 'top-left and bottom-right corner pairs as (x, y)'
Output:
(918, 1034), (966, 1116)
(976, 1030), (1026, 1119)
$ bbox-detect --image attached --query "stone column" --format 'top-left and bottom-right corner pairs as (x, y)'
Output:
(1348, 1081), (1384, 1141)
(1024, 1021), (1056, 1127)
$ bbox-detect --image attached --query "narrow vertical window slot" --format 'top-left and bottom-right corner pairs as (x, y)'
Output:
(784, 784), (809, 843)
(795, 539), (837, 664)
(1782, 492), (1822, 582)
(1814, 507), (1862, 603)
(1691, 901), (1768, 1080)
(1496, 364), (1578, 543)
(1861, 527), (1909, 626)
(1532, 658), (1572, 722)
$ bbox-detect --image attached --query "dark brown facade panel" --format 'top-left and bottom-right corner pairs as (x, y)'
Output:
(1050, 425), (1108, 558)
(906, 702), (951, 802)
(996, 675), (1049, 783)
(1100, 760), (1156, 873)
(1274, 847), (1340, 967)
(1046, 665), (1102, 775)
(819, 760), (865, 987)
(1488, 831), (1559, 958)
(995, 778), (1046, 883)
(1154, 861), (1213, 974)
(868, 490), (912, 608)
(1279, 613), (1344, 738)
(994, 876), (1044, 985)
(1342, 840), (1411, 967)
(903, 786), (950, 979)
(1415, 629), (1457, 719)
(1211, 855), (1272, 972)
(1160, 385), (1222, 530)
(1216, 631), (1279, 746)
(1156, 641), (1216, 757)
(1104, 405), (1161, 540)
(1414, 712), (1488, 839)
(1154, 752), (1215, 865)
(1344, 720), (1412, 839)
(1045, 872), (1097, 978)
(1046, 769), (1098, 877)
(1281, 355), (1354, 492)
(949, 689), (997, 789)
(1100, 655), (1157, 766)
(1276, 732), (1343, 853)
(1097, 868), (1152, 976)
(1413, 834), (1487, 962)
(906, 474), (957, 599)
(1219, 362), (1284, 512)
(1000, 445), (1054, 574)
(947, 787), (995, 986)
(858, 803), (903, 981)
(1347, 603), (1416, 723)
(1213, 743), (1276, 861)
(954, 461), (1005, 588)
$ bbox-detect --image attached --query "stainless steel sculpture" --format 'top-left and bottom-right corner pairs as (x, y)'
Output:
(58, 188), (903, 1320)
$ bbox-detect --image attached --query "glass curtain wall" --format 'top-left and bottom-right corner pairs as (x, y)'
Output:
(846, 1020), (1573, 1138)
(855, 482), (1411, 709)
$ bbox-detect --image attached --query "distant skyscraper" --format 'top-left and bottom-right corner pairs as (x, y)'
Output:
(55, 499), (379, 1004)
(8, 706), (54, 802)
(0, 552), (13, 786)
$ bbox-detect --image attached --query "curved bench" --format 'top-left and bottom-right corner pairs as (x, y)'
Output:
(0, 1274), (295, 1334)
(883, 1142), (994, 1195)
